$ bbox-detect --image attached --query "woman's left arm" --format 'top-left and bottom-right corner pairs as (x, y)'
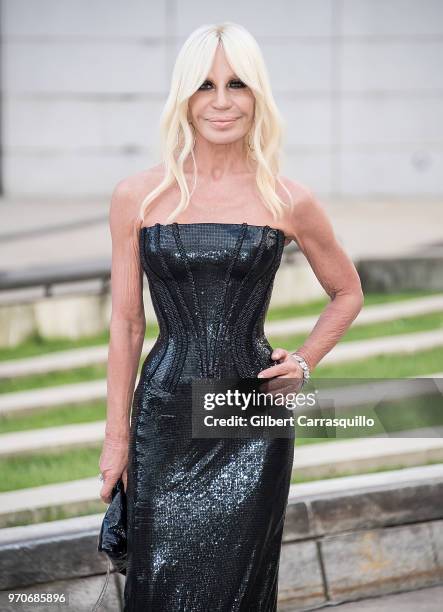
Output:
(259, 185), (364, 381)
(286, 185), (364, 372)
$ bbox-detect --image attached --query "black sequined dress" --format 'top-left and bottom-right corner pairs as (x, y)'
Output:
(123, 222), (294, 612)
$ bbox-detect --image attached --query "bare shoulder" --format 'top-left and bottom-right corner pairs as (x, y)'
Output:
(277, 175), (332, 242)
(112, 164), (165, 203)
(278, 175), (319, 211)
(109, 164), (165, 223)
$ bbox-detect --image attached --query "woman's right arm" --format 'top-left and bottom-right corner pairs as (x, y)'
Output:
(99, 179), (146, 503)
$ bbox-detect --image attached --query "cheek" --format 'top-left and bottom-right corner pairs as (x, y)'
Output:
(238, 95), (255, 120)
(187, 102), (196, 120)
(188, 96), (203, 120)
(192, 102), (209, 123)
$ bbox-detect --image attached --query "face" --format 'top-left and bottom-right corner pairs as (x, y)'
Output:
(187, 43), (255, 146)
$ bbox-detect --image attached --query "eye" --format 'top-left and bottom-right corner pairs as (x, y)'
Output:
(197, 79), (247, 91)
(229, 79), (246, 88)
(198, 80), (213, 90)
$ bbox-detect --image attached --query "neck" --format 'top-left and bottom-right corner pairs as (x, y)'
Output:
(182, 135), (254, 180)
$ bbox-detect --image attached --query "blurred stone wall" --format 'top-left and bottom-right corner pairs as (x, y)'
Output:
(1, 0), (442, 198)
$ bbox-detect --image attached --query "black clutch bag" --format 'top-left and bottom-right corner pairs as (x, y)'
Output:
(92, 478), (128, 611)
(98, 477), (128, 574)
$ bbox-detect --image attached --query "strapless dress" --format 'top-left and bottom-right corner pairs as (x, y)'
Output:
(123, 222), (295, 612)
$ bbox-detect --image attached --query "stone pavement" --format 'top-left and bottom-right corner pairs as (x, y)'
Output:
(305, 584), (443, 611)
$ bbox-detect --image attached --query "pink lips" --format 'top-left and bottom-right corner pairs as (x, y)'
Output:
(208, 118), (239, 128)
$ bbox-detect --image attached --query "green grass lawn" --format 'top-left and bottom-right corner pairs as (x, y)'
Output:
(1, 288), (441, 526)
(0, 290), (439, 364)
(6, 453), (443, 529)
(1, 346), (442, 434)
(0, 400), (105, 434)
(340, 310), (443, 340)
(313, 345), (443, 377)
(0, 445), (102, 492)
(294, 393), (443, 440)
(266, 289), (441, 322)
(0, 374), (441, 514)
(0, 363), (109, 394)
(0, 331), (113, 362)
(1, 309), (443, 394)
(1, 439), (441, 496)
(0, 322), (160, 362)
(271, 310), (443, 350)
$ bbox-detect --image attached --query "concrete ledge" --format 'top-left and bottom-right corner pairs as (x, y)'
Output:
(0, 465), (442, 610)
(0, 254), (323, 349)
(357, 256), (443, 293)
(284, 464), (443, 541)
(321, 521), (443, 601)
(0, 514), (103, 590)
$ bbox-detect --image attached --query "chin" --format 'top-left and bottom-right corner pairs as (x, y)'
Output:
(202, 131), (245, 145)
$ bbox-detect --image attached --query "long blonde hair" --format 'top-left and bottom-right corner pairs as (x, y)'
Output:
(139, 21), (292, 224)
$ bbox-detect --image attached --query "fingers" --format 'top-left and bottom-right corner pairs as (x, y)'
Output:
(271, 348), (288, 361)
(257, 347), (287, 378)
(100, 474), (118, 504)
(99, 472), (120, 504)
(122, 468), (128, 493)
(98, 444), (129, 503)
(257, 348), (304, 379)
(258, 361), (288, 378)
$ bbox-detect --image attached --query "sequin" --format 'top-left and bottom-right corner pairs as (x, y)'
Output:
(124, 222), (294, 611)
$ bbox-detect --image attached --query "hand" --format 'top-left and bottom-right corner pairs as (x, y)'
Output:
(257, 348), (305, 397)
(258, 348), (305, 380)
(99, 437), (129, 504)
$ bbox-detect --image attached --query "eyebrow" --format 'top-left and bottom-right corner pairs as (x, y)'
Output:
(204, 74), (239, 81)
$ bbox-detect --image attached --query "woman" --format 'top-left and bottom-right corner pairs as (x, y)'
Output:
(99, 22), (363, 611)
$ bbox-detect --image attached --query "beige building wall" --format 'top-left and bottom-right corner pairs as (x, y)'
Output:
(1, 0), (442, 198)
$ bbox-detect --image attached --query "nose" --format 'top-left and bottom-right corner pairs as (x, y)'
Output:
(213, 85), (232, 109)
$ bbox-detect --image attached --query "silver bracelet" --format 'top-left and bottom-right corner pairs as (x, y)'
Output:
(289, 353), (311, 386)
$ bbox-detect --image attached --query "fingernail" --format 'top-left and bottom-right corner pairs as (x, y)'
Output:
(257, 374), (263, 378)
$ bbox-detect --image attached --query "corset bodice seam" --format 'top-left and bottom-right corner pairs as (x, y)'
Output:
(138, 222), (285, 389)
